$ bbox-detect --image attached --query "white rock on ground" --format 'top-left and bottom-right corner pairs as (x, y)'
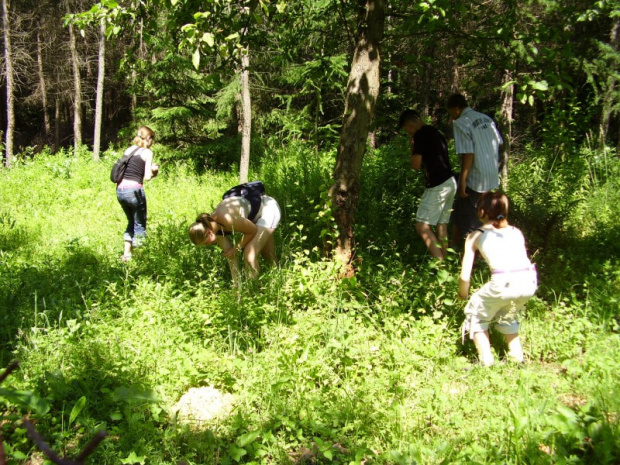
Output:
(172, 386), (235, 428)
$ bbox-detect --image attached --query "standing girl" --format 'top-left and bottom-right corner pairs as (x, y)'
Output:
(458, 191), (537, 366)
(116, 126), (159, 262)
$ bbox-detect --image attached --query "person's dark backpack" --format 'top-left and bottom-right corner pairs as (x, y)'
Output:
(110, 147), (141, 183)
(222, 181), (265, 222)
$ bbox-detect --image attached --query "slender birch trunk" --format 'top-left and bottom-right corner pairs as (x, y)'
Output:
(131, 17), (144, 113)
(37, 31), (51, 142)
(239, 46), (251, 184)
(2, 0), (15, 167)
(600, 18), (619, 150)
(67, 11), (83, 155)
(54, 97), (60, 153)
(499, 70), (514, 190)
(93, 18), (106, 161)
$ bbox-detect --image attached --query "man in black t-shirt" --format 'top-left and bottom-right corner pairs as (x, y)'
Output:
(399, 109), (457, 260)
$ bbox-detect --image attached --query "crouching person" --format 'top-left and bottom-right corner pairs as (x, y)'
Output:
(458, 191), (537, 366)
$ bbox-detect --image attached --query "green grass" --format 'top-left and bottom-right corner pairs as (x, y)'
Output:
(0, 143), (618, 464)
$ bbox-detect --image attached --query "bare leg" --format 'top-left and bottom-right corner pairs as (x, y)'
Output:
(260, 234), (278, 266)
(122, 240), (133, 261)
(503, 333), (523, 363)
(415, 222), (444, 260)
(436, 223), (449, 257)
(473, 330), (494, 366)
(243, 226), (276, 278)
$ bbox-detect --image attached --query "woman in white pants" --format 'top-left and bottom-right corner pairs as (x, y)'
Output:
(458, 191), (537, 366)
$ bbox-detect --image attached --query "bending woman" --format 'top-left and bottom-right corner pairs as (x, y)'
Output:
(189, 187), (281, 282)
(116, 126), (159, 262)
(458, 191), (537, 366)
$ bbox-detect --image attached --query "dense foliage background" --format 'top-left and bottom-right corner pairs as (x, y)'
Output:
(1, 0), (619, 158)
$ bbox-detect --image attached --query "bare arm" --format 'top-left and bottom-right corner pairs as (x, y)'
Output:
(142, 149), (158, 182)
(215, 236), (240, 284)
(458, 230), (481, 299)
(213, 206), (258, 258)
(410, 153), (422, 171)
(459, 153), (474, 197)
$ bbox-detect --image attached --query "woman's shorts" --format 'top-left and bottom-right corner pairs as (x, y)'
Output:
(255, 196), (281, 229)
(464, 270), (538, 335)
(416, 177), (457, 226)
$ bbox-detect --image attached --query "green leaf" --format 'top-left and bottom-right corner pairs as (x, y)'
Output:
(202, 32), (215, 48)
(112, 386), (160, 404)
(192, 48), (201, 70)
(237, 430), (260, 447)
(0, 388), (50, 415)
(228, 444), (247, 462)
(530, 80), (549, 91)
(194, 11), (211, 20)
(120, 451), (146, 465)
(181, 24), (196, 36)
(11, 451), (27, 460)
(69, 396), (86, 426)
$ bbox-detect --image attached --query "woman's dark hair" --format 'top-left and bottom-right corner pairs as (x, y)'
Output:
(477, 191), (509, 228)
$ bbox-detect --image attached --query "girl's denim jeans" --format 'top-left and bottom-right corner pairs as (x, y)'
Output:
(116, 187), (147, 246)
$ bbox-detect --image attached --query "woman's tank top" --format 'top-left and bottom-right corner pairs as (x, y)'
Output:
(477, 226), (533, 272)
(123, 147), (146, 183)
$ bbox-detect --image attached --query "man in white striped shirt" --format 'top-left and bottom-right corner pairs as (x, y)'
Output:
(447, 93), (503, 242)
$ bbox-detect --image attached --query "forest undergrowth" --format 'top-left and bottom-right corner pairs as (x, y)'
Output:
(0, 140), (618, 464)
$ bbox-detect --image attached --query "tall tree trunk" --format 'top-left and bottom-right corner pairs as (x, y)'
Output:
(315, 89), (321, 152)
(498, 70), (514, 190)
(37, 31), (51, 143)
(600, 17), (619, 150)
(421, 45), (435, 117)
(131, 17), (144, 113)
(329, 0), (385, 276)
(617, 119), (620, 156)
(93, 18), (106, 161)
(67, 13), (82, 155)
(2, 0), (15, 168)
(54, 97), (60, 153)
(239, 45), (251, 184)
(368, 130), (376, 150)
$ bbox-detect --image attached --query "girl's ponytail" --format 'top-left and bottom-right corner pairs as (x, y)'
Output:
(478, 191), (509, 228)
